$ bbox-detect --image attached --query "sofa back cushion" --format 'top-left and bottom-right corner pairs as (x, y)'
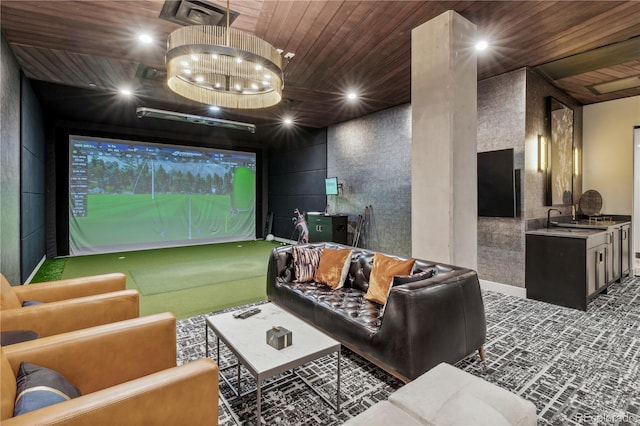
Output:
(349, 252), (374, 292)
(1, 275), (22, 311)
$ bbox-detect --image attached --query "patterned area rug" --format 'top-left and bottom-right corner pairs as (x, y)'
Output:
(177, 276), (640, 425)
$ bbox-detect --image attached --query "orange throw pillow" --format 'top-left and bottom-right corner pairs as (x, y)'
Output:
(314, 248), (353, 290)
(365, 253), (415, 305)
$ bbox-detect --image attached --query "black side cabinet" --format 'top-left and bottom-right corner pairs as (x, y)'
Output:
(307, 213), (348, 244)
(526, 230), (608, 311)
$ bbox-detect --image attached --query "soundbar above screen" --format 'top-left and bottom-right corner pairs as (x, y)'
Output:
(69, 135), (256, 255)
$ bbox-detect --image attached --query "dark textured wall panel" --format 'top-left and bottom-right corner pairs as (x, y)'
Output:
(269, 143), (327, 174)
(270, 170), (326, 196)
(267, 128), (327, 239)
(21, 76), (46, 280)
(1, 34), (22, 283)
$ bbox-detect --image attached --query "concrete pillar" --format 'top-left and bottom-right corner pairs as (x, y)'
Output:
(411, 11), (477, 270)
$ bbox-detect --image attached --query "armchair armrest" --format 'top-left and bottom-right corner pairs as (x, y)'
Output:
(14, 273), (126, 303)
(0, 290), (139, 338)
(2, 359), (219, 426)
(3, 312), (176, 394)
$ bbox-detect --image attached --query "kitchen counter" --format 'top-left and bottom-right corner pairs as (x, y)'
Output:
(550, 219), (631, 230)
(525, 227), (604, 239)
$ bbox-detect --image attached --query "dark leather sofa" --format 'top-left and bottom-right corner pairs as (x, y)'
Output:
(267, 243), (487, 382)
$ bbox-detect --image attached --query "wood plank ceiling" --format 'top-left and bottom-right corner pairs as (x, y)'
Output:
(2, 0), (639, 129)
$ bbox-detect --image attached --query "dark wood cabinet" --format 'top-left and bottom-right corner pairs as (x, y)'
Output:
(307, 213), (348, 244)
(526, 221), (632, 310)
(526, 228), (608, 311)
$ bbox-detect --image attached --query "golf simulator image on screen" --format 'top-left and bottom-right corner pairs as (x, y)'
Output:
(69, 136), (256, 255)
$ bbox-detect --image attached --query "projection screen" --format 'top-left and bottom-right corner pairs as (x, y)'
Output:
(69, 135), (256, 255)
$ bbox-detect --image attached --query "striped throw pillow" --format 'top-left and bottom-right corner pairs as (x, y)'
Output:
(292, 246), (324, 282)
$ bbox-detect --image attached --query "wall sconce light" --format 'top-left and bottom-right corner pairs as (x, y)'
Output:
(538, 135), (547, 172)
(573, 147), (581, 175)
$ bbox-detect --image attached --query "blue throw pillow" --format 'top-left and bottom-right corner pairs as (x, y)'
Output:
(14, 362), (81, 416)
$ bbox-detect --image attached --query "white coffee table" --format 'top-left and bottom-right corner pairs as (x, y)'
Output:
(205, 303), (341, 424)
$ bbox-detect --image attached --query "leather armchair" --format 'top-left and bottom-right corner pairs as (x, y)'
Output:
(1, 312), (219, 425)
(1, 273), (139, 338)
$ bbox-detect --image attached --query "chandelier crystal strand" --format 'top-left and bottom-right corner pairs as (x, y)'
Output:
(166, 24), (283, 109)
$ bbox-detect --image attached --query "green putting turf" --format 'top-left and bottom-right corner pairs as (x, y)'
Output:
(130, 257), (266, 295)
(56, 240), (284, 318)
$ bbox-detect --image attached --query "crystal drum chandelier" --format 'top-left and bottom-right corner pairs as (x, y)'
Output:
(166, 2), (283, 109)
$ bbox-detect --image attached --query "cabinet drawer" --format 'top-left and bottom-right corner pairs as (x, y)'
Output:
(307, 214), (348, 244)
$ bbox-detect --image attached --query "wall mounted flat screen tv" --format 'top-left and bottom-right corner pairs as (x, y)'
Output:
(477, 148), (520, 218)
(325, 177), (339, 195)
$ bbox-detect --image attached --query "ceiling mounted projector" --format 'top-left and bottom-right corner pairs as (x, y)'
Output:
(136, 107), (256, 133)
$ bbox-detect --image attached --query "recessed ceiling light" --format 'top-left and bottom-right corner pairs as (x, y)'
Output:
(475, 40), (489, 51)
(138, 34), (153, 44)
(209, 105), (221, 112)
(589, 75), (640, 95)
(120, 88), (132, 96)
(195, 76), (204, 83)
(346, 91), (358, 101)
(88, 83), (97, 88)
(283, 117), (294, 126)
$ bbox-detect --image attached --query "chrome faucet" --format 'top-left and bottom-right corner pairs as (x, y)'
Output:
(547, 208), (562, 228)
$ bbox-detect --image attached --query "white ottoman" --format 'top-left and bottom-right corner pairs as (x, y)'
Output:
(347, 363), (537, 425)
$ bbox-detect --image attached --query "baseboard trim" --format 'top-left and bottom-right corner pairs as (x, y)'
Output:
(24, 255), (47, 284)
(479, 279), (527, 298)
